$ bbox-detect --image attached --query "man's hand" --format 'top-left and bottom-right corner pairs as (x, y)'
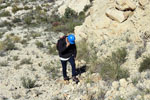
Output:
(66, 41), (70, 47)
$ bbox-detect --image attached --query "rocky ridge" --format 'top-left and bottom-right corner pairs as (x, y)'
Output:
(0, 0), (150, 100)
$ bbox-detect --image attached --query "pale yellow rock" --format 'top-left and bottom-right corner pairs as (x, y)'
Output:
(139, 0), (149, 6)
(58, 0), (90, 15)
(106, 8), (128, 23)
(115, 0), (136, 11)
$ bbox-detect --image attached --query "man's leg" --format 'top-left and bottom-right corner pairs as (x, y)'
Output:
(68, 56), (76, 77)
(68, 56), (79, 83)
(60, 60), (68, 79)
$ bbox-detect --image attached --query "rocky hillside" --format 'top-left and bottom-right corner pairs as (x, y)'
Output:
(0, 0), (150, 100)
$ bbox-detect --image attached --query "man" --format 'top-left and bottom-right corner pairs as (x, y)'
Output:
(57, 34), (79, 83)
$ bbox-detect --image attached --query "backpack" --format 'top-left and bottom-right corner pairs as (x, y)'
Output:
(56, 36), (66, 51)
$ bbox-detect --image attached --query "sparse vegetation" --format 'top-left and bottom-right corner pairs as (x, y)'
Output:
(0, 32), (4, 38)
(43, 64), (59, 79)
(14, 64), (21, 70)
(12, 5), (23, 13)
(99, 48), (129, 81)
(13, 56), (19, 61)
(0, 38), (17, 52)
(0, 60), (8, 66)
(35, 40), (44, 48)
(21, 77), (36, 89)
(135, 47), (145, 59)
(48, 44), (57, 55)
(0, 11), (11, 17)
(50, 7), (85, 33)
(20, 58), (32, 65)
(31, 32), (41, 39)
(76, 40), (89, 62)
(139, 56), (150, 72)
(83, 5), (92, 12)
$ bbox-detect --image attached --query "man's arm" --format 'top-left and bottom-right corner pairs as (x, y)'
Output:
(58, 40), (70, 53)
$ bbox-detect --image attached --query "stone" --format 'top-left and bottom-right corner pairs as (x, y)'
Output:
(139, 0), (149, 6)
(115, 0), (136, 11)
(119, 79), (128, 87)
(105, 8), (129, 23)
(112, 81), (119, 89)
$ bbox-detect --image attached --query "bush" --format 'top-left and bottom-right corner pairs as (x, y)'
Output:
(50, 7), (85, 33)
(20, 58), (32, 65)
(0, 32), (4, 38)
(0, 11), (11, 17)
(48, 45), (57, 55)
(0, 60), (8, 66)
(139, 56), (150, 72)
(12, 17), (21, 23)
(43, 64), (59, 79)
(24, 14), (32, 25)
(0, 38), (17, 51)
(83, 5), (92, 12)
(31, 32), (41, 39)
(6, 34), (21, 43)
(13, 56), (19, 61)
(35, 41), (44, 48)
(21, 77), (36, 89)
(64, 7), (77, 19)
(99, 48), (129, 81)
(12, 5), (23, 13)
(0, 5), (8, 10)
(135, 47), (145, 59)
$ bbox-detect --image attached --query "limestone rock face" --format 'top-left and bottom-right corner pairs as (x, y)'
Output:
(106, 8), (132, 23)
(58, 0), (90, 15)
(115, 0), (136, 11)
(139, 0), (149, 6)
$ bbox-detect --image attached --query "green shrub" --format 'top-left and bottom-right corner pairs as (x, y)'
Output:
(24, 14), (32, 25)
(31, 32), (41, 39)
(14, 64), (20, 70)
(83, 5), (92, 12)
(21, 77), (36, 89)
(139, 56), (150, 72)
(43, 64), (59, 79)
(0, 11), (11, 17)
(100, 48), (129, 81)
(0, 21), (13, 28)
(48, 45), (57, 55)
(0, 5), (8, 10)
(20, 58), (32, 65)
(24, 6), (31, 10)
(35, 41), (44, 48)
(13, 56), (19, 61)
(0, 32), (4, 38)
(0, 39), (16, 52)
(12, 5), (23, 13)
(64, 7), (77, 19)
(0, 61), (8, 66)
(12, 17), (21, 23)
(135, 47), (145, 59)
(50, 7), (85, 33)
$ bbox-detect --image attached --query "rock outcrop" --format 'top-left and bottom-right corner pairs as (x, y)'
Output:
(58, 0), (90, 15)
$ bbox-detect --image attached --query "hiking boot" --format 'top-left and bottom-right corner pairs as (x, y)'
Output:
(72, 76), (79, 84)
(64, 76), (69, 81)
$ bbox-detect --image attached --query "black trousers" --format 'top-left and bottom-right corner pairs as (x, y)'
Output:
(60, 56), (76, 78)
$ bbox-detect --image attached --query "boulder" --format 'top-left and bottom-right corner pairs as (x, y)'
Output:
(105, 8), (132, 23)
(115, 0), (136, 11)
